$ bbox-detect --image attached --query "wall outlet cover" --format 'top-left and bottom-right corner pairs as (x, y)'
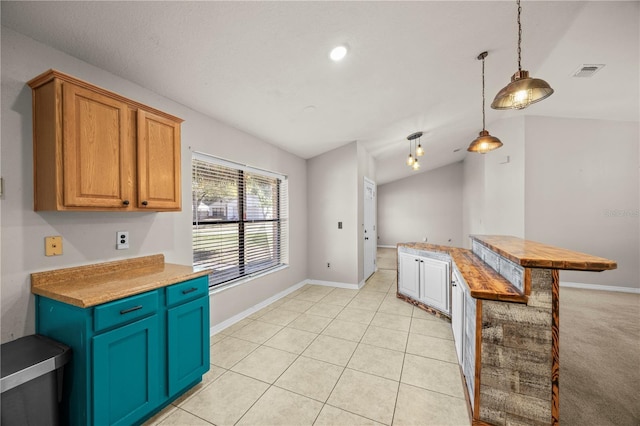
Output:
(45, 236), (63, 256)
(116, 231), (129, 250)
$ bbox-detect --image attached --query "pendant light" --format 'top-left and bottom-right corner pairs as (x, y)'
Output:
(406, 131), (424, 170)
(491, 0), (554, 110)
(468, 52), (503, 154)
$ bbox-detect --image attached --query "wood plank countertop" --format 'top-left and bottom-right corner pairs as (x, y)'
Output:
(31, 254), (211, 308)
(399, 242), (528, 303)
(471, 235), (617, 271)
(399, 236), (616, 304)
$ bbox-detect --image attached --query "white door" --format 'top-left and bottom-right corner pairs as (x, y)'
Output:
(420, 258), (450, 313)
(398, 253), (420, 300)
(451, 271), (464, 365)
(363, 177), (377, 280)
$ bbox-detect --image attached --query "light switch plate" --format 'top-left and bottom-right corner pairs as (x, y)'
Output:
(45, 236), (63, 256)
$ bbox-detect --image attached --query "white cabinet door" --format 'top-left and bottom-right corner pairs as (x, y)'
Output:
(451, 271), (464, 366)
(398, 252), (420, 300)
(463, 286), (477, 407)
(420, 257), (450, 313)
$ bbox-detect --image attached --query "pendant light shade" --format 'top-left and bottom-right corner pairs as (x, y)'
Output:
(468, 130), (503, 154)
(491, 70), (554, 110)
(491, 0), (554, 110)
(468, 52), (502, 154)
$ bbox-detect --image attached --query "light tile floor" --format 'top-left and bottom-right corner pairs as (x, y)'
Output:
(145, 266), (470, 425)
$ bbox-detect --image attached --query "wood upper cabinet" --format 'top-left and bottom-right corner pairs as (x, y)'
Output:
(137, 110), (181, 210)
(28, 69), (183, 211)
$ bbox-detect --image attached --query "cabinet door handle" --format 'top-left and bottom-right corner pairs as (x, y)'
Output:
(141, 201), (148, 206)
(182, 287), (198, 295)
(120, 305), (143, 315)
(122, 200), (130, 206)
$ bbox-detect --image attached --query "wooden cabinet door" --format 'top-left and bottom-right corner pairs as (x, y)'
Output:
(137, 109), (181, 210)
(62, 83), (131, 208)
(93, 315), (160, 426)
(398, 252), (420, 300)
(167, 296), (209, 396)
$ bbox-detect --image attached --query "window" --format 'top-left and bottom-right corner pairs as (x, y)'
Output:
(192, 152), (288, 287)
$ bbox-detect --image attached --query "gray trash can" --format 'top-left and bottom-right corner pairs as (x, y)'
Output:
(1, 334), (71, 426)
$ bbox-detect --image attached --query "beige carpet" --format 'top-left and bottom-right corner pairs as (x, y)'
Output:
(377, 247), (640, 425)
(559, 287), (640, 425)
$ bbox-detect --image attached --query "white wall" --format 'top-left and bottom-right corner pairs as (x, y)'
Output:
(306, 142), (359, 285)
(305, 141), (375, 286)
(482, 117), (526, 238)
(524, 116), (639, 289)
(462, 148), (485, 248)
(0, 27), (308, 342)
(377, 162), (463, 248)
(307, 142), (360, 285)
(462, 114), (638, 289)
(462, 116), (525, 247)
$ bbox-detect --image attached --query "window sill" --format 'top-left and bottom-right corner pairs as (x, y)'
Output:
(207, 264), (290, 295)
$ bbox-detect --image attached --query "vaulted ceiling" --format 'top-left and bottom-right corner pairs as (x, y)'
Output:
(2, 1), (638, 184)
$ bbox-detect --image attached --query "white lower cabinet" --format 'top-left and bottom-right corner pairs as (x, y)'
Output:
(398, 251), (450, 314)
(451, 268), (477, 409)
(451, 270), (465, 364)
(398, 252), (421, 300)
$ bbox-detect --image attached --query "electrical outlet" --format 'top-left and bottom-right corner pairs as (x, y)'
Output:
(45, 236), (63, 256)
(327, 262), (330, 268)
(116, 231), (129, 250)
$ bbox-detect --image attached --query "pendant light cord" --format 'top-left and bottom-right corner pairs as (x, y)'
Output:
(517, 0), (522, 72)
(482, 55), (486, 131)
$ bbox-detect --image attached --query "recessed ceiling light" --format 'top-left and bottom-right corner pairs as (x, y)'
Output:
(330, 45), (348, 62)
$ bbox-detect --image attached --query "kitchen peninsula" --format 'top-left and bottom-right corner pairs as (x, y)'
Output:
(397, 235), (616, 425)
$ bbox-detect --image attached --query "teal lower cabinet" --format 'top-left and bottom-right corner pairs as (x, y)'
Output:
(167, 296), (209, 396)
(36, 276), (210, 425)
(93, 315), (160, 426)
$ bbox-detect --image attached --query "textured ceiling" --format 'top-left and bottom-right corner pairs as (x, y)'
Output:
(2, 1), (638, 184)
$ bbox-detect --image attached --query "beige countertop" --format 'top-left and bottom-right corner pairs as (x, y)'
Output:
(31, 254), (211, 308)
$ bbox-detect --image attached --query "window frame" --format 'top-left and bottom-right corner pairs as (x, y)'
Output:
(192, 152), (288, 288)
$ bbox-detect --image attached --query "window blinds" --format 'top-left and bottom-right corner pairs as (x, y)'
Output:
(192, 153), (289, 287)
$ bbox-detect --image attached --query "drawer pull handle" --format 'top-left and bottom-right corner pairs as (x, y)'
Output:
(182, 287), (198, 295)
(120, 305), (143, 315)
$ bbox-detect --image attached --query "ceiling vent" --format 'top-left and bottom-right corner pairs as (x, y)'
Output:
(572, 64), (605, 77)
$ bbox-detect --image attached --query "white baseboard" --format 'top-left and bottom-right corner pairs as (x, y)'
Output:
(210, 280), (307, 336)
(560, 281), (640, 294)
(377, 245), (396, 249)
(306, 279), (363, 290)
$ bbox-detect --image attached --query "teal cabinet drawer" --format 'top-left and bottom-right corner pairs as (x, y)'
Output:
(94, 291), (158, 333)
(166, 276), (208, 308)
